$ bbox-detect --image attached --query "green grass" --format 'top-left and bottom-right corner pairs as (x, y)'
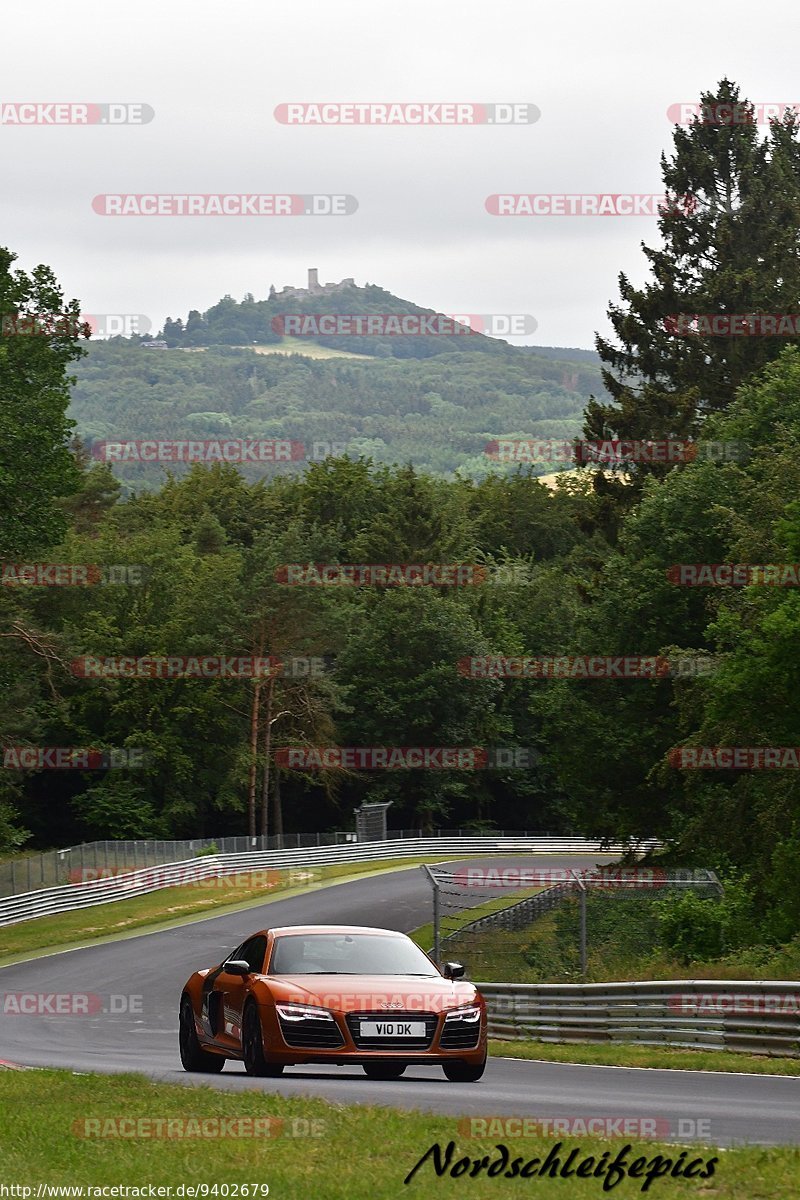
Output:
(429, 890), (800, 984)
(490, 1039), (800, 1076)
(1, 1068), (797, 1197)
(410, 887), (543, 955)
(0, 856), (452, 964)
(251, 337), (373, 360)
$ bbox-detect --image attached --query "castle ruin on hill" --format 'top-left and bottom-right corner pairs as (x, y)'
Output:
(269, 268), (357, 301)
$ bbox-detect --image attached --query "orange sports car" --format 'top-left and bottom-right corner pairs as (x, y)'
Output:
(179, 924), (487, 1081)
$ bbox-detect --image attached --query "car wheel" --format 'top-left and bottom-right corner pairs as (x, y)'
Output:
(442, 1055), (487, 1082)
(242, 1001), (284, 1077)
(179, 995), (225, 1073)
(362, 1062), (406, 1080)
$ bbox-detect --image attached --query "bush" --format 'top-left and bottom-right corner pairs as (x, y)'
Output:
(655, 891), (724, 963)
(194, 842), (219, 857)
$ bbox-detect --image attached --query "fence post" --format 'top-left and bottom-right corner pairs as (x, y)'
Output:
(422, 865), (440, 964)
(570, 871), (587, 978)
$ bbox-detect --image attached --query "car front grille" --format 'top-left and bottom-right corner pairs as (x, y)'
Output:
(278, 1015), (345, 1049)
(439, 1017), (482, 1050)
(345, 1011), (438, 1051)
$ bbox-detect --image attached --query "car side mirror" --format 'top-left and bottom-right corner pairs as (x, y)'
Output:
(222, 959), (251, 977)
(442, 961), (465, 979)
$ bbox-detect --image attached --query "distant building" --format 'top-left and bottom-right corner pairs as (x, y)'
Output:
(141, 339), (169, 349)
(270, 268), (357, 301)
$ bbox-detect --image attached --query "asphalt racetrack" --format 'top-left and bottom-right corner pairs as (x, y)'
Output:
(1, 855), (798, 1147)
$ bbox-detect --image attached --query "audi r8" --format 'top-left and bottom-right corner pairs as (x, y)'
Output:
(179, 924), (487, 1081)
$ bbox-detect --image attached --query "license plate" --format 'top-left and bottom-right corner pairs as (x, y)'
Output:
(360, 1020), (426, 1038)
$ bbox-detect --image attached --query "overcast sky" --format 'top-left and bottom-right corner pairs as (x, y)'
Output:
(2, 1), (798, 348)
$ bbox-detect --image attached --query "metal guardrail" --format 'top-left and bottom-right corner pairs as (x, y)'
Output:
(0, 829), (622, 897)
(443, 881), (575, 942)
(0, 833), (356, 897)
(0, 837), (655, 928)
(478, 980), (800, 1057)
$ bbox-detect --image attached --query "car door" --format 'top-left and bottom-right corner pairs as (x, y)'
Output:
(217, 934), (268, 1051)
(200, 935), (267, 1051)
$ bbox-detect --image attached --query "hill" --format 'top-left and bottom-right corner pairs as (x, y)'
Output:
(69, 277), (605, 486)
(158, 276), (513, 359)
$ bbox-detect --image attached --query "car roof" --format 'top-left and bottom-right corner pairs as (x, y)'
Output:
(256, 925), (408, 938)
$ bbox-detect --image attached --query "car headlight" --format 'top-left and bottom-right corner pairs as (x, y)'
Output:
(444, 1005), (482, 1023)
(276, 1003), (334, 1022)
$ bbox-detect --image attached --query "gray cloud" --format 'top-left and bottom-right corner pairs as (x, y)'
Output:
(1, 0), (793, 346)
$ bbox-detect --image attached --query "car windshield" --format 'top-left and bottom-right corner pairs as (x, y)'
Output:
(269, 932), (439, 976)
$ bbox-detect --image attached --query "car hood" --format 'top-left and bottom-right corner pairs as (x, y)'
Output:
(263, 973), (480, 1014)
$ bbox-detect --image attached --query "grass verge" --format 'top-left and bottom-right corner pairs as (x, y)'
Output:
(421, 890), (800, 983)
(0, 1068), (796, 1198)
(490, 1039), (800, 1076)
(409, 887), (542, 954)
(0, 856), (452, 964)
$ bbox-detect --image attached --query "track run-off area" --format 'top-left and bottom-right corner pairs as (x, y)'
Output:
(0, 855), (798, 1148)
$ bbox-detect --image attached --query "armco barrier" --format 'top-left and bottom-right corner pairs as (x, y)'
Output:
(443, 880), (576, 942)
(479, 980), (800, 1057)
(0, 829), (644, 897)
(0, 837), (655, 928)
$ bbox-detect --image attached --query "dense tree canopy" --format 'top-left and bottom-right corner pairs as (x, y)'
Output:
(4, 82), (800, 964)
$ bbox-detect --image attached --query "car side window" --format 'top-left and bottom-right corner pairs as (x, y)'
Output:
(238, 935), (267, 974)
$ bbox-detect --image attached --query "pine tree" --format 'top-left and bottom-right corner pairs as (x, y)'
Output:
(584, 79), (800, 510)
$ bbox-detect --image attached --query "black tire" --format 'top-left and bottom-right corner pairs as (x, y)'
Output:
(362, 1062), (406, 1080)
(242, 1002), (284, 1077)
(179, 995), (225, 1073)
(442, 1055), (487, 1082)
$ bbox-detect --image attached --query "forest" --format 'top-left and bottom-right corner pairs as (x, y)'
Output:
(3, 80), (800, 957)
(69, 339), (599, 484)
